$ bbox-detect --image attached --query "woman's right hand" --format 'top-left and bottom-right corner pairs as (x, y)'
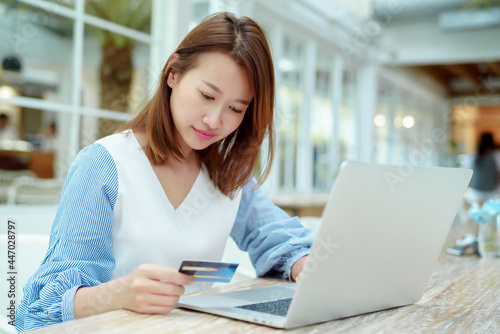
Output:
(118, 263), (195, 314)
(73, 263), (194, 319)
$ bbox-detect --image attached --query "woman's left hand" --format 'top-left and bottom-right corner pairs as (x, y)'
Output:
(291, 255), (308, 282)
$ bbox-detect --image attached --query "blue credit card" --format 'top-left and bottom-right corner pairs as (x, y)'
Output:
(179, 260), (239, 283)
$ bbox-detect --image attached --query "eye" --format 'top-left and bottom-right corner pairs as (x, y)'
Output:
(230, 106), (243, 114)
(200, 91), (214, 101)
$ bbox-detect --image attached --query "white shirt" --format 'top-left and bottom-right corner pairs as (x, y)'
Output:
(97, 131), (242, 292)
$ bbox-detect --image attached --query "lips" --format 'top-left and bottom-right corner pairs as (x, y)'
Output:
(193, 127), (215, 140)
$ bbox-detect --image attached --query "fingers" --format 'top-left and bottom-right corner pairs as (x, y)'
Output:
(131, 289), (181, 313)
(137, 293), (181, 308)
(136, 264), (194, 286)
(121, 264), (195, 315)
(132, 276), (186, 297)
(291, 255), (308, 281)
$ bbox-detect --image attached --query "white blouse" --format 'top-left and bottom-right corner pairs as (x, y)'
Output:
(98, 131), (242, 292)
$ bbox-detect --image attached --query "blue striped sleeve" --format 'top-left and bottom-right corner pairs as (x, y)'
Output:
(15, 143), (118, 332)
(230, 178), (317, 280)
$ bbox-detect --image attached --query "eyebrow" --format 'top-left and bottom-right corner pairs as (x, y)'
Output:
(201, 80), (251, 105)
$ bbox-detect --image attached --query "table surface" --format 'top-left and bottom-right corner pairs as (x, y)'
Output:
(28, 222), (500, 334)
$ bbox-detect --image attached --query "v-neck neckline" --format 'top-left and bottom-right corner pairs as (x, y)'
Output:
(129, 130), (204, 212)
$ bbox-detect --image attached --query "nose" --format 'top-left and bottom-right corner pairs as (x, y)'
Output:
(202, 106), (223, 129)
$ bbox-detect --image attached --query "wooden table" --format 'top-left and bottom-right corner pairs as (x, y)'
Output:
(28, 223), (500, 333)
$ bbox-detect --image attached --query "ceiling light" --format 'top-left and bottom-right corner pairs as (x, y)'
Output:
(402, 116), (415, 129)
(0, 85), (17, 99)
(278, 58), (295, 72)
(374, 114), (386, 127)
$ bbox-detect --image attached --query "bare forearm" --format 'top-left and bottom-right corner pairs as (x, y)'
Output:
(73, 278), (124, 319)
(73, 264), (193, 319)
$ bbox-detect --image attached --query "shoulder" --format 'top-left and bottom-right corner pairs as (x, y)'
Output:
(69, 140), (118, 187)
(239, 177), (269, 205)
(75, 141), (114, 167)
(95, 130), (134, 153)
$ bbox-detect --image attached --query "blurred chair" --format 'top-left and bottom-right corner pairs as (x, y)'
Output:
(6, 176), (63, 205)
(0, 170), (35, 204)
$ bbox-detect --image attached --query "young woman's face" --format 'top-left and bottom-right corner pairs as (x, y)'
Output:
(167, 51), (253, 154)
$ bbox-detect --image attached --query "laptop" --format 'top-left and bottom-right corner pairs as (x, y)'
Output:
(177, 162), (472, 329)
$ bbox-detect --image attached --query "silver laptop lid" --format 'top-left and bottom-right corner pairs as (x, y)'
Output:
(284, 162), (472, 328)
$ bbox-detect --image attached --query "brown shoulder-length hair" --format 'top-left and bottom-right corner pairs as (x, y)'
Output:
(119, 12), (275, 197)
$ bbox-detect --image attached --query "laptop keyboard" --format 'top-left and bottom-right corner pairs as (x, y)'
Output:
(235, 298), (292, 316)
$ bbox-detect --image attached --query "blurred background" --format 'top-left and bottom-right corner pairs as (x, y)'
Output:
(0, 0), (499, 209)
(1, 2), (500, 325)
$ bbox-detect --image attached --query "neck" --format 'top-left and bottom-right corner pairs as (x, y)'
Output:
(174, 128), (196, 163)
(168, 149), (199, 170)
(133, 129), (199, 169)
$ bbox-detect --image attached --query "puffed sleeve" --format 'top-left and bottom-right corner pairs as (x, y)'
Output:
(230, 178), (317, 280)
(15, 143), (118, 332)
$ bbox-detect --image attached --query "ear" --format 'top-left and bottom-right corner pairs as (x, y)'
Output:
(167, 70), (178, 88)
(166, 53), (180, 88)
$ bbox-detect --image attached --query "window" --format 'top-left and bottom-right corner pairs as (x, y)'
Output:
(338, 68), (357, 164)
(0, 0), (152, 205)
(311, 50), (333, 191)
(276, 35), (304, 192)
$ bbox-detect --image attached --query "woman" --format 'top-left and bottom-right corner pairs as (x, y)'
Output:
(16, 12), (316, 332)
(466, 132), (500, 203)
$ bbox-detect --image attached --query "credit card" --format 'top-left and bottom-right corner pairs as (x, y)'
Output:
(178, 260), (239, 283)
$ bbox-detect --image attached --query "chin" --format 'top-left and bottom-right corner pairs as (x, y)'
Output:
(189, 141), (213, 151)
